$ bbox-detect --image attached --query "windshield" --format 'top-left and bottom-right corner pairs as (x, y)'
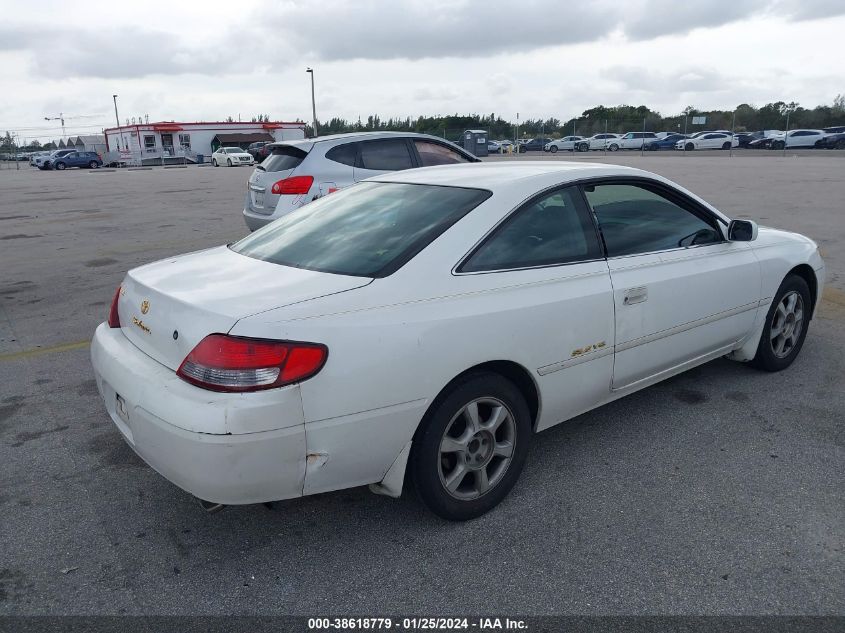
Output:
(224, 147), (243, 153)
(231, 182), (491, 277)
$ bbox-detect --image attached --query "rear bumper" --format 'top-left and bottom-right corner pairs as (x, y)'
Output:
(243, 207), (273, 231)
(90, 323), (306, 504)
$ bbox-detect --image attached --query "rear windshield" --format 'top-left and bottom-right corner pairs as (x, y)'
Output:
(231, 182), (491, 277)
(260, 145), (308, 172)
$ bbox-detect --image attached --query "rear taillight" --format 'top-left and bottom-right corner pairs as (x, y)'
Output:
(176, 334), (327, 392)
(108, 286), (121, 328)
(271, 175), (313, 195)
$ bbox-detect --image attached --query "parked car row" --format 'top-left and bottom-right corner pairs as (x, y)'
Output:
(488, 126), (845, 153)
(31, 148), (103, 170)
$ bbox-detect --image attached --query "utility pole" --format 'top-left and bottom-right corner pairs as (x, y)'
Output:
(112, 95), (122, 151)
(306, 68), (318, 137)
(44, 113), (66, 141)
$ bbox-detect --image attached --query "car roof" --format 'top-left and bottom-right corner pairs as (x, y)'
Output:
(371, 161), (730, 224)
(372, 161), (645, 190)
(269, 131), (454, 151)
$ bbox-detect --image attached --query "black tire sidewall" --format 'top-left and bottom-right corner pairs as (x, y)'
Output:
(752, 275), (812, 371)
(550, 146), (558, 153)
(411, 373), (531, 521)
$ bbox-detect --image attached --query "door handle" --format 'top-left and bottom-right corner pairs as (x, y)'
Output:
(623, 286), (648, 305)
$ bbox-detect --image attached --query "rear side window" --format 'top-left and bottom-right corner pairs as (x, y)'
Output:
(261, 145), (308, 172)
(460, 187), (601, 272)
(326, 143), (357, 166)
(414, 140), (471, 167)
(358, 139), (414, 171)
(231, 182), (491, 278)
(583, 183), (721, 257)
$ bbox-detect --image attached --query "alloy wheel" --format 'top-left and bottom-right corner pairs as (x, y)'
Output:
(438, 397), (516, 500)
(770, 290), (804, 358)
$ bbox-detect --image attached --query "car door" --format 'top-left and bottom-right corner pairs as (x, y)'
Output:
(353, 138), (416, 182)
(454, 185), (614, 431)
(581, 180), (761, 390)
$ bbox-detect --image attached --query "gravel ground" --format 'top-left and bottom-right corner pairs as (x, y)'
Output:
(0, 156), (842, 616)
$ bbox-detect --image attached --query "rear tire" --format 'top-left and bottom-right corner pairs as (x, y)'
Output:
(89, 161), (98, 169)
(410, 373), (532, 521)
(212, 159), (218, 167)
(751, 275), (812, 372)
(722, 142), (731, 150)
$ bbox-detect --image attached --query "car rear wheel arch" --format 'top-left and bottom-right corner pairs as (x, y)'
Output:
(415, 360), (540, 443)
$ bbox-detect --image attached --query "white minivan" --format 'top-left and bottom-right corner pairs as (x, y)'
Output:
(243, 132), (479, 231)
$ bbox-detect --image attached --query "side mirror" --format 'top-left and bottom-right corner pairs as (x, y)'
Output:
(728, 219), (758, 242)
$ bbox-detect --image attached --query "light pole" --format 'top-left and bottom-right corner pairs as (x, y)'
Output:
(306, 68), (318, 137)
(44, 113), (66, 141)
(112, 95), (123, 151)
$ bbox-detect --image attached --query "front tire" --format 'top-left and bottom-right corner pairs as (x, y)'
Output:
(751, 275), (812, 372)
(410, 373), (531, 521)
(212, 159), (218, 167)
(55, 162), (66, 170)
(722, 142), (731, 150)
(685, 142), (695, 151)
(549, 145), (558, 153)
(227, 158), (232, 167)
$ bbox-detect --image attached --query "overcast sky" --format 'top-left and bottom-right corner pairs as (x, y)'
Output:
(1, 0), (842, 141)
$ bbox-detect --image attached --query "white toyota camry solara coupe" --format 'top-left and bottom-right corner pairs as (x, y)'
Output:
(91, 162), (825, 520)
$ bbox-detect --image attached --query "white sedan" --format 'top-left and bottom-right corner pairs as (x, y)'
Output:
(544, 136), (583, 153)
(676, 132), (738, 151)
(91, 162), (824, 520)
(211, 146), (254, 167)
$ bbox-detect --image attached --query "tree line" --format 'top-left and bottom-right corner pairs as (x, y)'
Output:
(302, 96), (845, 141)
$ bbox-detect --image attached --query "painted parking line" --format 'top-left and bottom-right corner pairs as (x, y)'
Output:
(0, 340), (90, 362)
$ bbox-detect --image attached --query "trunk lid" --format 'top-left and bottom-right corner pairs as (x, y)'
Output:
(117, 245), (370, 370)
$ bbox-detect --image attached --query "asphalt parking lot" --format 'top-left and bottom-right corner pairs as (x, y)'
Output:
(1, 156), (843, 616)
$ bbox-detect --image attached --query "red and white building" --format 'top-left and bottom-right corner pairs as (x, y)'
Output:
(103, 120), (306, 161)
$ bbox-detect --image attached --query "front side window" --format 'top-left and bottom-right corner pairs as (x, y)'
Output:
(232, 182), (491, 278)
(358, 139), (414, 171)
(583, 183), (722, 257)
(460, 187), (601, 273)
(414, 140), (471, 167)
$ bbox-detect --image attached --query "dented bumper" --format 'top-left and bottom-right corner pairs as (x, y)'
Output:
(90, 323), (306, 504)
